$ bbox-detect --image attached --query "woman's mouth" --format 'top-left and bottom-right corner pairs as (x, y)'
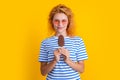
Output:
(57, 27), (63, 29)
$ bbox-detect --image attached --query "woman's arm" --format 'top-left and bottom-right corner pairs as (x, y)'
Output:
(60, 47), (85, 73)
(40, 59), (57, 76)
(40, 49), (61, 76)
(65, 60), (84, 73)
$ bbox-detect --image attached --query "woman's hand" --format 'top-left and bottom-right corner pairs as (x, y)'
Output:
(54, 48), (61, 62)
(60, 47), (70, 62)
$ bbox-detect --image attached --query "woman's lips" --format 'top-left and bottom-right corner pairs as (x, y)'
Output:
(57, 27), (63, 29)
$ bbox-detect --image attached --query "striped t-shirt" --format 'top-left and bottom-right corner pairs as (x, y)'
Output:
(39, 36), (88, 80)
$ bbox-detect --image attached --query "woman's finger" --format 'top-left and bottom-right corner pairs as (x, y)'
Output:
(58, 48), (61, 53)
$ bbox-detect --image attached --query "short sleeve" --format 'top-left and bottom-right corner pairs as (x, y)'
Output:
(38, 40), (48, 62)
(75, 37), (88, 61)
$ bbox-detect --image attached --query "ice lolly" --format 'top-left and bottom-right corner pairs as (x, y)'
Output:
(58, 35), (64, 47)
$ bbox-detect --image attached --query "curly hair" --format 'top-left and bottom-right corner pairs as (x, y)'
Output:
(48, 4), (75, 36)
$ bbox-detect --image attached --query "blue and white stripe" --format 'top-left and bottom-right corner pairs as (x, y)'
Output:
(39, 36), (88, 80)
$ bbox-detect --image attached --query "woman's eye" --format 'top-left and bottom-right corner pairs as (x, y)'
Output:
(62, 20), (67, 24)
(54, 20), (59, 24)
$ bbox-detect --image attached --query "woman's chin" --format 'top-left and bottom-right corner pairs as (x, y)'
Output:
(57, 30), (65, 33)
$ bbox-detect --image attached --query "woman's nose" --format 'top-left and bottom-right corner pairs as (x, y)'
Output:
(58, 21), (63, 26)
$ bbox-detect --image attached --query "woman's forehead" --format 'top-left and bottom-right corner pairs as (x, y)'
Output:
(53, 13), (68, 20)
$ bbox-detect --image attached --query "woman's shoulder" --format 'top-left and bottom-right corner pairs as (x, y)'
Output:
(70, 35), (83, 40)
(71, 36), (85, 45)
(41, 36), (55, 44)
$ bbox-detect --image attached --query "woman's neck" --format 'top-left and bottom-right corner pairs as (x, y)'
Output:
(55, 31), (68, 37)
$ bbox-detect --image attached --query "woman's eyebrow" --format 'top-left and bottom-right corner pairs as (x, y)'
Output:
(54, 19), (67, 20)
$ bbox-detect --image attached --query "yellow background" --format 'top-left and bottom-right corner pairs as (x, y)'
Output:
(0, 0), (120, 80)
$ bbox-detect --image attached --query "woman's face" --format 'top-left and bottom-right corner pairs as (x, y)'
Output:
(52, 13), (68, 34)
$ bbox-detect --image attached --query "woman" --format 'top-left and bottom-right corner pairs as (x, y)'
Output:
(39, 4), (88, 80)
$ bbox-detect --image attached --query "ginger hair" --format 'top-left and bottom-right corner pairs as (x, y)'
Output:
(48, 4), (75, 37)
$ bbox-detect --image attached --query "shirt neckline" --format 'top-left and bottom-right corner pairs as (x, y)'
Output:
(52, 36), (70, 39)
